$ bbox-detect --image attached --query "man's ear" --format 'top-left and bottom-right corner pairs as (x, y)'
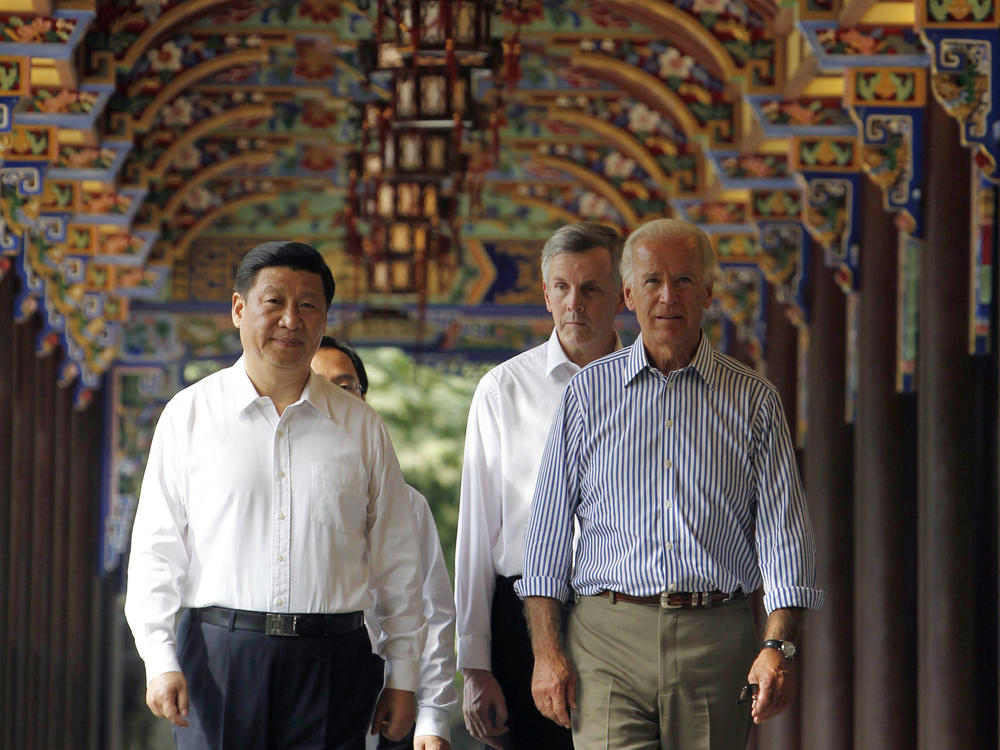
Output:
(232, 292), (244, 328)
(623, 283), (636, 312)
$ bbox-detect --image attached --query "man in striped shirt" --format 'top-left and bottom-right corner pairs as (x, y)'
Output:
(515, 219), (824, 750)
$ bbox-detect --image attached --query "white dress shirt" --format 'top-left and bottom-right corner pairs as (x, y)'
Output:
(124, 357), (426, 690)
(455, 329), (587, 671)
(367, 486), (458, 746)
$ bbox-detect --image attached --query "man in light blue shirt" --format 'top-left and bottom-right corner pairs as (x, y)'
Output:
(515, 219), (823, 750)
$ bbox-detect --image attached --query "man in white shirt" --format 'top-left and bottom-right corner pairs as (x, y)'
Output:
(312, 337), (458, 750)
(125, 241), (425, 750)
(455, 223), (625, 749)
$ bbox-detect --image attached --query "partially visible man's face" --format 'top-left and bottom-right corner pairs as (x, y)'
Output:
(543, 247), (623, 356)
(623, 236), (712, 365)
(311, 347), (365, 400)
(231, 266), (327, 380)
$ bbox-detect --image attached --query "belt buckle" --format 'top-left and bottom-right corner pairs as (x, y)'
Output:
(660, 592), (683, 609)
(265, 613), (299, 636)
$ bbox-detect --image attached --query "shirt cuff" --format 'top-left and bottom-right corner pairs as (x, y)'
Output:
(457, 635), (491, 672)
(384, 658), (421, 692)
(415, 706), (452, 743)
(513, 575), (571, 603)
(142, 645), (181, 686)
(763, 585), (825, 614)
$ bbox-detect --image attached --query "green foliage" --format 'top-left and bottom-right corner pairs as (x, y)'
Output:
(362, 347), (496, 579)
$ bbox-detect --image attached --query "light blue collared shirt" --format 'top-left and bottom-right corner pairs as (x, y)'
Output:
(516, 332), (824, 615)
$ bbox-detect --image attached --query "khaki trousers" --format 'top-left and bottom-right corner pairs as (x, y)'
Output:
(566, 594), (757, 750)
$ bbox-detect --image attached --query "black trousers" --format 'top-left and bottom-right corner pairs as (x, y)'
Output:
(174, 610), (385, 750)
(490, 576), (574, 750)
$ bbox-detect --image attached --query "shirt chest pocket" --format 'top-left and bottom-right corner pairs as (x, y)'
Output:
(311, 462), (367, 535)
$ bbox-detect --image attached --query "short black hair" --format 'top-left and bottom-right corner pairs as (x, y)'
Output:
(234, 241), (335, 307)
(318, 336), (368, 395)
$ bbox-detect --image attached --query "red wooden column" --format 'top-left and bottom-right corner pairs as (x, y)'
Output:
(918, 98), (998, 750)
(853, 179), (917, 750)
(799, 239), (854, 750)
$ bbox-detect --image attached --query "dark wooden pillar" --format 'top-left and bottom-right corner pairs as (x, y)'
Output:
(754, 283), (804, 750)
(5, 310), (40, 750)
(799, 239), (853, 750)
(28, 347), (58, 749)
(0, 271), (12, 750)
(66, 390), (105, 750)
(49, 377), (74, 748)
(853, 179), (917, 750)
(918, 97), (997, 749)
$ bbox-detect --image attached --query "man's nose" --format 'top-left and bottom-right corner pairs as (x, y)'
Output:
(567, 287), (583, 311)
(280, 304), (302, 328)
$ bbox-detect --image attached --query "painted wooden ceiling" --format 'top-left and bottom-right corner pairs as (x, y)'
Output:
(1, 0), (998, 405)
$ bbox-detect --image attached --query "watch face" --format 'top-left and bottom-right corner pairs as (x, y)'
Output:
(781, 641), (796, 659)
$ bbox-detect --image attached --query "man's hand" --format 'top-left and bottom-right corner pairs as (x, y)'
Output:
(414, 735), (451, 750)
(530, 647), (577, 729)
(371, 688), (416, 742)
(462, 668), (509, 749)
(746, 648), (795, 724)
(523, 597), (577, 729)
(145, 671), (189, 728)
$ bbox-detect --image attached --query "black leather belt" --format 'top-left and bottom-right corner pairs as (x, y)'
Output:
(190, 605), (364, 637)
(598, 589), (744, 609)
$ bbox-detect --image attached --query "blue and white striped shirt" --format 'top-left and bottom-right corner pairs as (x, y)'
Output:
(515, 332), (824, 614)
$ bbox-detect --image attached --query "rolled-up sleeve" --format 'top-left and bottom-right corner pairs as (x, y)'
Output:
(753, 389), (825, 613)
(514, 386), (580, 604)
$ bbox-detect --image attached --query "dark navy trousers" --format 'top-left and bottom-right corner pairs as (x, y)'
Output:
(173, 610), (385, 750)
(490, 576), (575, 750)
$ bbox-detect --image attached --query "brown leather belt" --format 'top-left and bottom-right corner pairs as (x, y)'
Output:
(597, 589), (744, 609)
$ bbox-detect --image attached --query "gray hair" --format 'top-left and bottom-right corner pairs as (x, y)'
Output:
(621, 219), (716, 285)
(541, 222), (624, 288)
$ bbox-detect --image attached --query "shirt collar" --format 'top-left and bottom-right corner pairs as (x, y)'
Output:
(545, 327), (625, 378)
(623, 330), (716, 389)
(226, 356), (336, 419)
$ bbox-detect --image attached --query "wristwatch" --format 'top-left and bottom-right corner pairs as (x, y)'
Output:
(761, 638), (797, 661)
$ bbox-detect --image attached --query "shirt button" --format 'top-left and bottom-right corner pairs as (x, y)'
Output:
(665, 459), (672, 468)
(277, 512), (286, 520)
(277, 554), (284, 562)
(665, 502), (672, 509)
(666, 419), (674, 428)
(277, 429), (284, 437)
(667, 382), (675, 390)
(278, 470), (285, 478)
(275, 598), (284, 606)
(666, 542), (674, 551)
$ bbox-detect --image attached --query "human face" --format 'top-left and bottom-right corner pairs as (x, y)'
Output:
(231, 266), (328, 383)
(543, 247), (624, 366)
(623, 237), (712, 371)
(311, 348), (365, 400)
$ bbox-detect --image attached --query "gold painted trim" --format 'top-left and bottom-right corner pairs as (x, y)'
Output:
(173, 192), (280, 261)
(551, 108), (671, 186)
(122, 0), (238, 68)
(149, 104), (275, 178)
(598, 0), (738, 82)
(462, 239), (498, 304)
(531, 155), (640, 228)
(135, 49), (269, 131)
(163, 152), (275, 217)
(569, 52), (701, 140)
